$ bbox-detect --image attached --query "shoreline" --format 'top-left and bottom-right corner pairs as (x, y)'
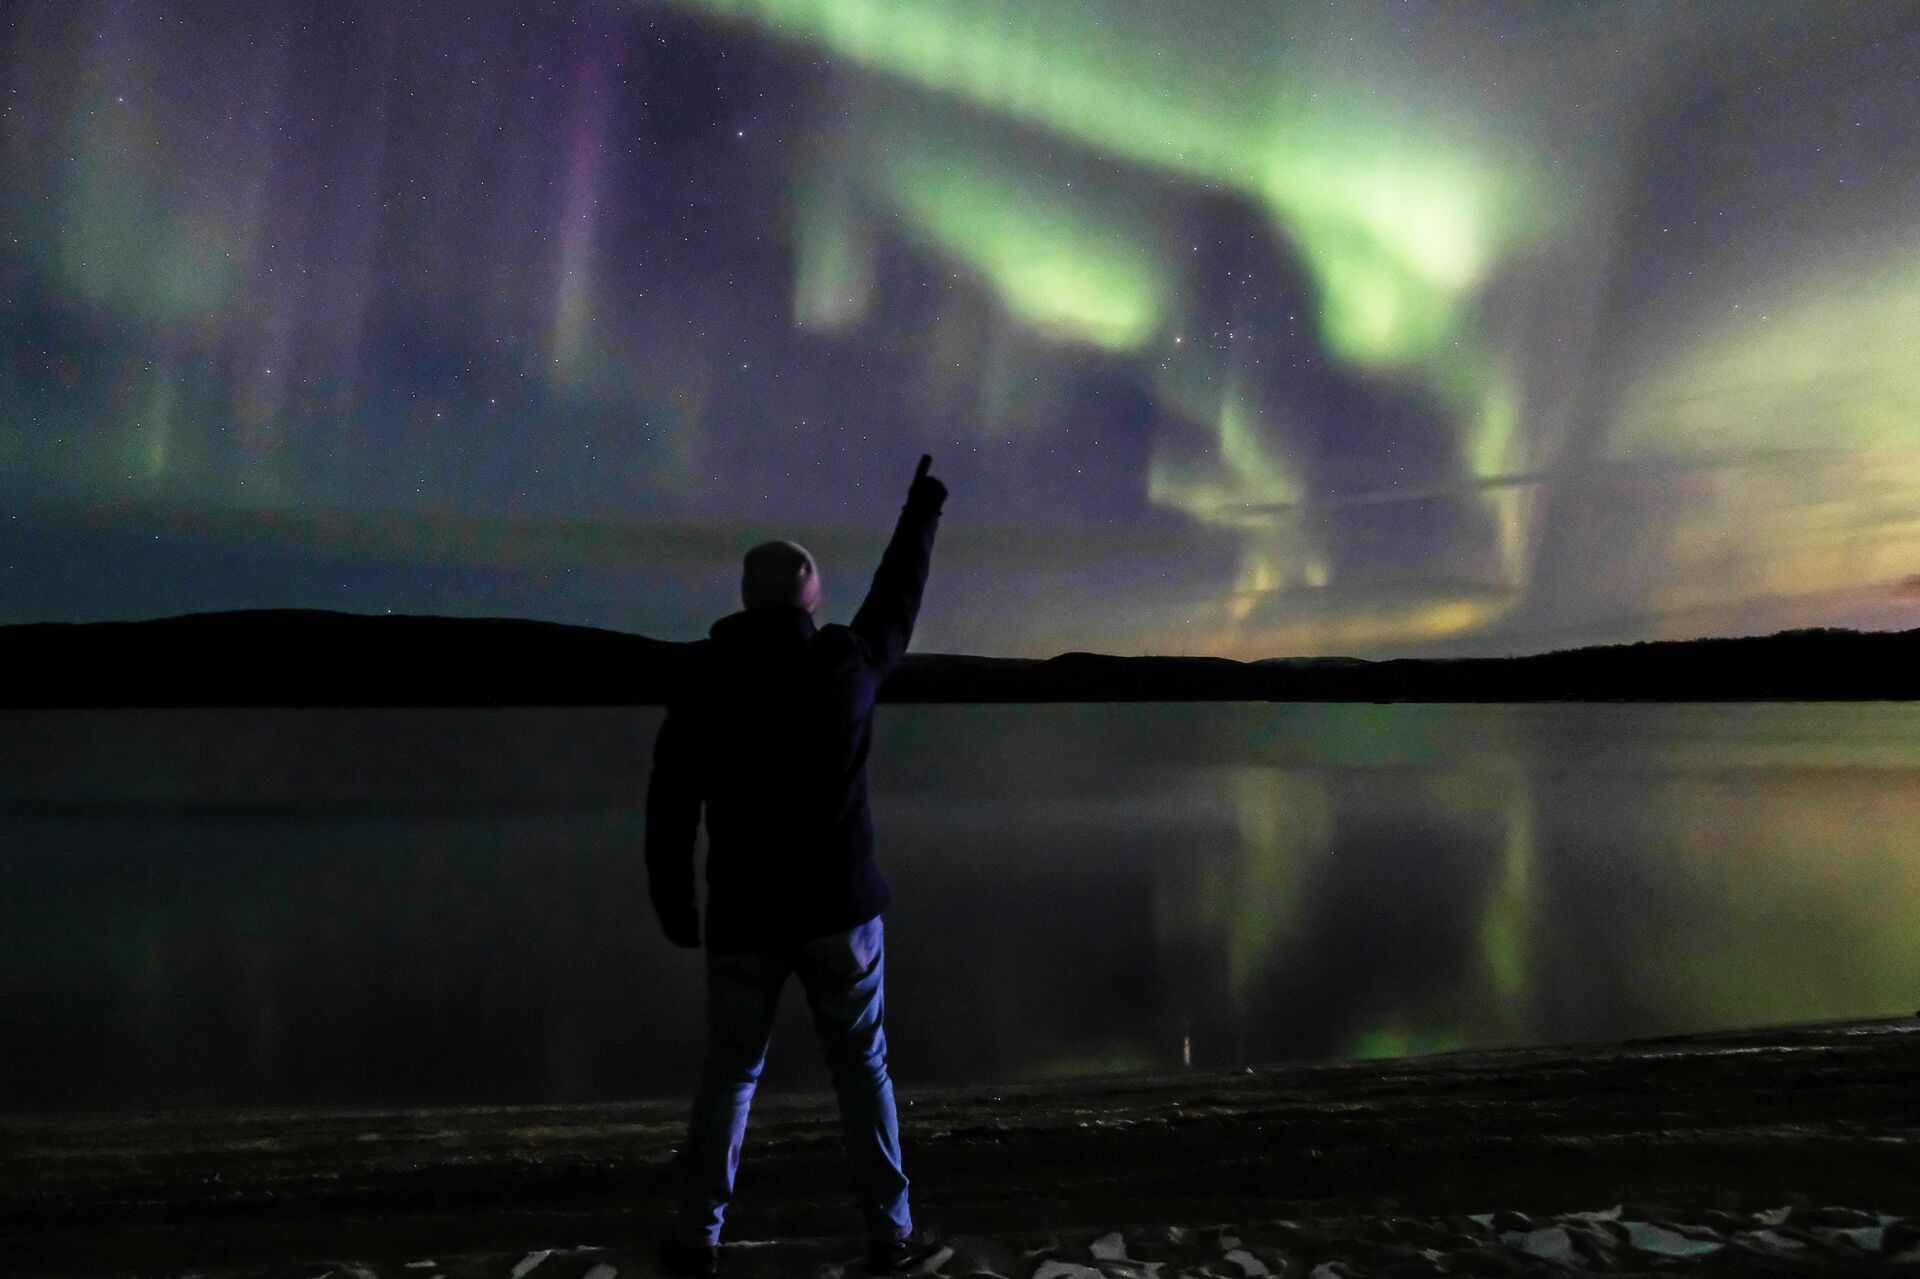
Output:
(5, 1017), (1919, 1275)
(6, 611), (1919, 706)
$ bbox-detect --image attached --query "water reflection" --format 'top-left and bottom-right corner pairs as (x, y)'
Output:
(3, 703), (1917, 1113)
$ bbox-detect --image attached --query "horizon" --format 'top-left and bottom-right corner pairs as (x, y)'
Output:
(5, 603), (1914, 671)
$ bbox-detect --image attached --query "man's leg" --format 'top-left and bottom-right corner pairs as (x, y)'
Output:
(796, 915), (912, 1244)
(675, 947), (788, 1247)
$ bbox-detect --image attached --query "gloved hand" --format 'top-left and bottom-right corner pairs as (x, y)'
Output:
(658, 903), (700, 950)
(906, 453), (947, 513)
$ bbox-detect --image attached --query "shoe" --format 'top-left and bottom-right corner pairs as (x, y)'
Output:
(657, 1232), (720, 1278)
(866, 1226), (950, 1275)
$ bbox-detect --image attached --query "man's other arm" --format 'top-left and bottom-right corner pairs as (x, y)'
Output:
(645, 686), (703, 948)
(850, 454), (946, 680)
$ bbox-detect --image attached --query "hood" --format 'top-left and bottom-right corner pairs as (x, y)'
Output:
(710, 605), (817, 653)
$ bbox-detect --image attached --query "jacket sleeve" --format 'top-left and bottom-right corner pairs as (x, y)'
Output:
(849, 496), (941, 680)
(644, 690), (703, 920)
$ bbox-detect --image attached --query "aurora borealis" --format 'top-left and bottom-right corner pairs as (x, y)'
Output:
(4, 1), (1918, 657)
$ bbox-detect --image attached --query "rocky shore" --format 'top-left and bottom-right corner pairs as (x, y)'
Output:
(5, 1019), (1917, 1277)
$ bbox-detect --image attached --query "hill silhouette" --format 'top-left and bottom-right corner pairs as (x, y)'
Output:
(2, 610), (1918, 706)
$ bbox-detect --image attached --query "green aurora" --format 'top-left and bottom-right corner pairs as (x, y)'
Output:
(664, 0), (1570, 642)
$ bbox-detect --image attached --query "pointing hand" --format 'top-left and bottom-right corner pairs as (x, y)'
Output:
(907, 453), (948, 512)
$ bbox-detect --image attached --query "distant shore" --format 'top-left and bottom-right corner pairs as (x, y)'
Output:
(5, 1017), (1917, 1275)
(4, 609), (1919, 706)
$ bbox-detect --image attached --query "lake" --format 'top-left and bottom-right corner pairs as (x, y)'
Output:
(4, 703), (1917, 1114)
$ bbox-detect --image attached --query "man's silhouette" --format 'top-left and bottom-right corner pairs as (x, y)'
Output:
(648, 455), (950, 1278)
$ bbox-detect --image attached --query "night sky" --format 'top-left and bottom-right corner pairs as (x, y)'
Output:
(3, 1), (1918, 658)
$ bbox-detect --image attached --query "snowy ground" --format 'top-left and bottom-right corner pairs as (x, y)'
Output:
(177, 1203), (1920, 1277)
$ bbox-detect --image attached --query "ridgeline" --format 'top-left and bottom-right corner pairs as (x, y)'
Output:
(2, 610), (1918, 706)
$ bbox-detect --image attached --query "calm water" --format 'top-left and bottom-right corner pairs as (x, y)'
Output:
(4, 703), (1918, 1114)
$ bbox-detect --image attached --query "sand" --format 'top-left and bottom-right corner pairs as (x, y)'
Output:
(4, 1018), (1917, 1277)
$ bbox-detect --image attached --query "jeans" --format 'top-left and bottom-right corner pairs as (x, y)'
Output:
(675, 915), (912, 1246)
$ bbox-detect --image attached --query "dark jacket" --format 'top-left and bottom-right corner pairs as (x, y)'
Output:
(644, 495), (941, 951)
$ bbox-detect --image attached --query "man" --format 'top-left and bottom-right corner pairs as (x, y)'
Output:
(647, 455), (951, 1278)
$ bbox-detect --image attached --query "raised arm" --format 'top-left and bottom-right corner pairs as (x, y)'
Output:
(849, 453), (946, 679)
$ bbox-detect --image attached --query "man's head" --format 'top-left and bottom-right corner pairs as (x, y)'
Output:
(741, 539), (822, 613)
